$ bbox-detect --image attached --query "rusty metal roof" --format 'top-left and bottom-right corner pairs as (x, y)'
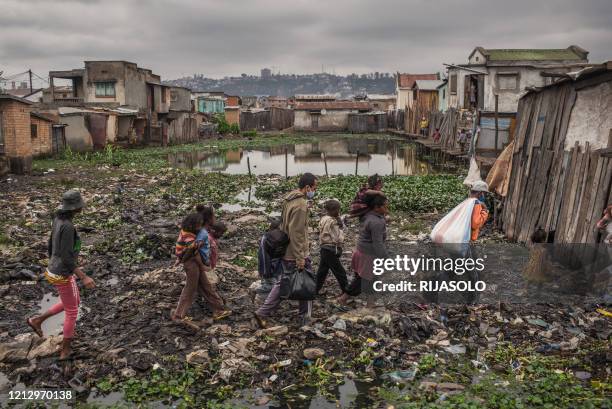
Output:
(397, 73), (438, 89)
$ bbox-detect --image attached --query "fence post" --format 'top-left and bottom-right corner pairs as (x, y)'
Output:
(323, 152), (329, 177)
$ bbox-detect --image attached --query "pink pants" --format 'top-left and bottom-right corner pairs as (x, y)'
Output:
(45, 275), (80, 338)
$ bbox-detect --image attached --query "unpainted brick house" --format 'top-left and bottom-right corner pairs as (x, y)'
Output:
(0, 95), (62, 175)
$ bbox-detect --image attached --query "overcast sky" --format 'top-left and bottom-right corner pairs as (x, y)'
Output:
(1, 0), (611, 83)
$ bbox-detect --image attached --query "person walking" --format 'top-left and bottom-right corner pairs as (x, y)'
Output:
(27, 190), (96, 360)
(349, 174), (384, 219)
(338, 194), (389, 307)
(173, 210), (230, 322)
(316, 199), (348, 295)
(254, 173), (317, 327)
(469, 181), (489, 242)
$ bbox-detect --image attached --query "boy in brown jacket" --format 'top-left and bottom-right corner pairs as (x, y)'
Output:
(254, 173), (317, 327)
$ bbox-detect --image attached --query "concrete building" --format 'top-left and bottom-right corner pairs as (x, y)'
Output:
(395, 73), (439, 110)
(44, 60), (167, 144)
(261, 96), (289, 109)
(166, 86), (203, 145)
(365, 94), (396, 111)
(445, 46), (590, 113)
(294, 101), (371, 131)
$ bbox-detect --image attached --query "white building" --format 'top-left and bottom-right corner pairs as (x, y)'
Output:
(446, 46), (589, 113)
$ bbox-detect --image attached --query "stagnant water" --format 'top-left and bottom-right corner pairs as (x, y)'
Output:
(168, 137), (458, 176)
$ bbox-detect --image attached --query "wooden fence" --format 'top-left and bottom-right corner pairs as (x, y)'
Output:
(501, 78), (612, 244)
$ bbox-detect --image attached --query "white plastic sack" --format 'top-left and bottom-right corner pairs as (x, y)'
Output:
(463, 157), (482, 188)
(430, 198), (476, 244)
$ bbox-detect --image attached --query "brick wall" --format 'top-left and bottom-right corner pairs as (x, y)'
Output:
(0, 100), (33, 173)
(30, 116), (53, 157)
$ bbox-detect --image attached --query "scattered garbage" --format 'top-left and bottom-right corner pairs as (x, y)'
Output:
(443, 344), (466, 355)
(303, 348), (325, 360)
(381, 367), (417, 383)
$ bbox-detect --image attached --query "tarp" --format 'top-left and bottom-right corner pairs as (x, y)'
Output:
(463, 157), (482, 187)
(486, 141), (514, 197)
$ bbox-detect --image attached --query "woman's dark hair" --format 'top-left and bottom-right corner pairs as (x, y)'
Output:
(367, 174), (382, 189)
(324, 199), (341, 214)
(364, 193), (388, 209)
(531, 227), (547, 244)
(298, 173), (317, 189)
(181, 213), (203, 234)
(196, 204), (215, 226)
(210, 222), (227, 238)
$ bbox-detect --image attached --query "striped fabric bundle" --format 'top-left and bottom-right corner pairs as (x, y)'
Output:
(175, 230), (197, 259)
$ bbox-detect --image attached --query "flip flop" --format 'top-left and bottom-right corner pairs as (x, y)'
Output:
(213, 310), (232, 321)
(27, 318), (43, 338)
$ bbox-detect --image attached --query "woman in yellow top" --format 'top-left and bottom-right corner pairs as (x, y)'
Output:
(419, 117), (429, 137)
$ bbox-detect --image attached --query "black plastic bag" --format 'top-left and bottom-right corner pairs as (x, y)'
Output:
(279, 262), (317, 301)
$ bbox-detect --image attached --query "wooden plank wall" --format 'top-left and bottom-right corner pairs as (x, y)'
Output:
(501, 80), (612, 244)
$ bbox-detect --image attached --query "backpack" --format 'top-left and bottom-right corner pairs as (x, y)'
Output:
(263, 229), (290, 259)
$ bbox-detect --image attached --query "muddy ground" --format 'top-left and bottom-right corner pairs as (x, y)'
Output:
(0, 139), (610, 408)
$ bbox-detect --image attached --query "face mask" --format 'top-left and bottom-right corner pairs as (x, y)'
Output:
(306, 190), (315, 200)
(479, 193), (485, 202)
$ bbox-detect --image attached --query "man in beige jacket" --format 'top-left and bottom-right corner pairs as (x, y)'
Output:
(254, 173), (317, 327)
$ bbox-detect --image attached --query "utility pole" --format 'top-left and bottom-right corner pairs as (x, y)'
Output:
(28, 69), (33, 93)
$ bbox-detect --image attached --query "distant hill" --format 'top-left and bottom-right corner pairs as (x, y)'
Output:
(164, 72), (396, 98)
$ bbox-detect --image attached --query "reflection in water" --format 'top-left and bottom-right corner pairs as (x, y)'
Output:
(169, 138), (442, 176)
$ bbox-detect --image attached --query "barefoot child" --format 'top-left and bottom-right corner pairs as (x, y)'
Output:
(195, 206), (231, 320)
(173, 212), (229, 321)
(27, 190), (96, 360)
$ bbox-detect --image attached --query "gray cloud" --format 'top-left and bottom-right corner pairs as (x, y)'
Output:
(0, 0), (610, 82)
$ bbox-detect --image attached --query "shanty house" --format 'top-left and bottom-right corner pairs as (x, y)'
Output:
(395, 73), (439, 110)
(437, 80), (448, 112)
(294, 101), (371, 131)
(446, 46), (589, 113)
(412, 80), (444, 112)
(491, 61), (612, 244)
(0, 95), (64, 174)
(224, 95), (241, 126)
(0, 95), (34, 174)
(166, 86), (204, 145)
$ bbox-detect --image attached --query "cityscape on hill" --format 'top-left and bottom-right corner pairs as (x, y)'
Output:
(164, 68), (399, 97)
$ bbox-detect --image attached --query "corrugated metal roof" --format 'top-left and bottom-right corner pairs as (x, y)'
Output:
(294, 101), (371, 110)
(0, 94), (33, 104)
(413, 80), (444, 90)
(397, 73), (438, 88)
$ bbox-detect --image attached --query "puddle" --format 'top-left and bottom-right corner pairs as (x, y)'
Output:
(221, 186), (267, 213)
(169, 137), (453, 176)
(77, 377), (377, 408)
(38, 292), (63, 336)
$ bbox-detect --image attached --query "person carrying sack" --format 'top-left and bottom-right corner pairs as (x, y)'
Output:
(254, 173), (318, 328)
